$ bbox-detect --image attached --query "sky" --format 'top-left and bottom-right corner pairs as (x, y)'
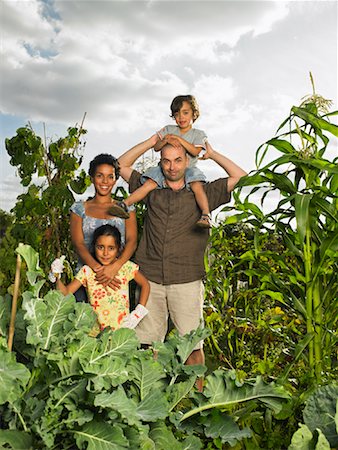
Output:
(1, 0), (337, 213)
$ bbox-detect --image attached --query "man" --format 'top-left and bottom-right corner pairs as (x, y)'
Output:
(118, 135), (247, 383)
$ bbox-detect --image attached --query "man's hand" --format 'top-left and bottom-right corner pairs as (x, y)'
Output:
(199, 141), (214, 160)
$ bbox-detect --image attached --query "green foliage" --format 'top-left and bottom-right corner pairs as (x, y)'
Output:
(206, 95), (337, 386)
(303, 384), (338, 448)
(288, 383), (338, 450)
(2, 122), (91, 295)
(205, 223), (304, 381)
(0, 245), (290, 449)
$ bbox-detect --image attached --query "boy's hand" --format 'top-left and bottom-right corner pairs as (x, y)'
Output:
(121, 304), (149, 329)
(165, 134), (182, 149)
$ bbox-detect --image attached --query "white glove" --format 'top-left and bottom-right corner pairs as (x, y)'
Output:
(122, 304), (149, 329)
(48, 256), (66, 283)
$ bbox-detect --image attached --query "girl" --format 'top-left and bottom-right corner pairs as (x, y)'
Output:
(51, 224), (149, 334)
(109, 95), (212, 228)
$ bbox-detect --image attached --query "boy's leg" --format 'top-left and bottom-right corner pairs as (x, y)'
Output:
(124, 179), (158, 206)
(108, 179), (158, 218)
(190, 181), (211, 228)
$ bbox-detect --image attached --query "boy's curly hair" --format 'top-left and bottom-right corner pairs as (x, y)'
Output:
(170, 95), (200, 122)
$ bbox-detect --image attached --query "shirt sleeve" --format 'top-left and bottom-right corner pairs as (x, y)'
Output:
(205, 178), (231, 212)
(129, 170), (143, 193)
(70, 201), (85, 218)
(192, 129), (208, 149)
(74, 265), (90, 288)
(157, 125), (171, 139)
(119, 261), (139, 282)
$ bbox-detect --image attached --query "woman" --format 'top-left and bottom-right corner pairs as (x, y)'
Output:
(70, 153), (137, 300)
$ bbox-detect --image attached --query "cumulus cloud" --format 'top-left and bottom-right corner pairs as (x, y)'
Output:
(1, 0), (337, 211)
(0, 0), (291, 130)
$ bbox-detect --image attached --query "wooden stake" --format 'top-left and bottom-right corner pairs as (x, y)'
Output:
(8, 253), (22, 351)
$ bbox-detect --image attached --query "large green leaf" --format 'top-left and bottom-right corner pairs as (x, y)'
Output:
(95, 385), (169, 423)
(149, 422), (185, 450)
(266, 138), (297, 155)
(295, 193), (312, 244)
(83, 356), (129, 390)
(292, 106), (338, 137)
(288, 423), (316, 450)
(176, 327), (210, 363)
(74, 421), (128, 449)
(303, 384), (338, 447)
(87, 328), (139, 365)
(203, 410), (251, 445)
(288, 424), (331, 450)
(180, 370), (289, 421)
(137, 388), (169, 422)
(167, 378), (196, 411)
(95, 386), (141, 427)
(0, 430), (33, 450)
(0, 350), (31, 404)
(16, 243), (44, 285)
(128, 355), (166, 400)
(22, 290), (74, 349)
(263, 170), (297, 194)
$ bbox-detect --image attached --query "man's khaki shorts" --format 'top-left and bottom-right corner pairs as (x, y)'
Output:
(135, 280), (205, 349)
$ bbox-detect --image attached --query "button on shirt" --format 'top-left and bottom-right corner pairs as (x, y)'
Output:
(129, 170), (231, 285)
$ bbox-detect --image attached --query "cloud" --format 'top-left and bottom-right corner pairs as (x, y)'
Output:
(0, 0), (291, 131)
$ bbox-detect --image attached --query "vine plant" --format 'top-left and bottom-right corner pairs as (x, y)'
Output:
(4, 119), (91, 292)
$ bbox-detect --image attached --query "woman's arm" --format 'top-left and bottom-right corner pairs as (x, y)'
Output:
(133, 270), (150, 307)
(70, 212), (102, 272)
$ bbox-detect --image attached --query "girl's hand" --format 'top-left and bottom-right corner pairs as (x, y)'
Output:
(49, 256), (66, 282)
(95, 261), (122, 290)
(121, 304), (149, 329)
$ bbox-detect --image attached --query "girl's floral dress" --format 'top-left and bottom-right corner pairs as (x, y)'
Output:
(75, 261), (138, 336)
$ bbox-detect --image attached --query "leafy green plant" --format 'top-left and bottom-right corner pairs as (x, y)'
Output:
(288, 383), (338, 450)
(214, 83), (337, 385)
(3, 121), (91, 294)
(0, 245), (290, 449)
(204, 223), (304, 384)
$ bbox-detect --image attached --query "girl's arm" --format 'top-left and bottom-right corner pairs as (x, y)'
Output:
(70, 212), (102, 272)
(133, 270), (150, 307)
(95, 211), (138, 289)
(56, 277), (82, 296)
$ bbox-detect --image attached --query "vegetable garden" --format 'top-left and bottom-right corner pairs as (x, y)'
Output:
(0, 81), (337, 449)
